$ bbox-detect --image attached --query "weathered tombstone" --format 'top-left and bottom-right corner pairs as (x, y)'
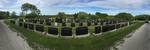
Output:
(61, 27), (72, 36)
(95, 26), (101, 34)
(48, 27), (58, 35)
(36, 25), (44, 32)
(76, 27), (88, 35)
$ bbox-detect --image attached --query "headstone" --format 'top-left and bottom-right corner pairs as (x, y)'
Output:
(61, 27), (72, 36)
(48, 27), (58, 35)
(76, 27), (88, 35)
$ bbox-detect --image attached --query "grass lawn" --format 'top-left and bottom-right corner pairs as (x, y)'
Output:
(5, 20), (144, 50)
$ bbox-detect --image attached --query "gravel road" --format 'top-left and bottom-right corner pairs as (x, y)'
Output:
(0, 20), (32, 50)
(117, 23), (150, 50)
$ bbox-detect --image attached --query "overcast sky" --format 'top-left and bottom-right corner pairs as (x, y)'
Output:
(0, 0), (150, 15)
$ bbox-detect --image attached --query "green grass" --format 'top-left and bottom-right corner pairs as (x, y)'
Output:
(5, 20), (144, 50)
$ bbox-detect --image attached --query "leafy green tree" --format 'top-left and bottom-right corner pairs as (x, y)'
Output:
(115, 12), (133, 20)
(77, 12), (89, 19)
(11, 11), (17, 18)
(0, 11), (10, 19)
(58, 12), (66, 19)
(135, 14), (150, 20)
(95, 12), (108, 18)
(21, 3), (40, 18)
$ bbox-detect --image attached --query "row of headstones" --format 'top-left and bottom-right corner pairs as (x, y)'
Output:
(16, 21), (128, 37)
(21, 18), (125, 25)
(19, 19), (127, 28)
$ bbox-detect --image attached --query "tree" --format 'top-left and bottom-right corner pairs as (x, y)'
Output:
(0, 11), (10, 19)
(21, 3), (40, 18)
(135, 14), (150, 20)
(115, 12), (133, 21)
(11, 11), (17, 18)
(77, 12), (89, 19)
(58, 12), (66, 19)
(95, 12), (108, 18)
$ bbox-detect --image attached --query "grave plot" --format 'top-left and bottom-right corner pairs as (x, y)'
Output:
(35, 25), (44, 32)
(24, 23), (28, 28)
(61, 27), (72, 36)
(102, 25), (115, 32)
(28, 24), (34, 30)
(95, 26), (102, 34)
(48, 27), (58, 35)
(76, 27), (88, 35)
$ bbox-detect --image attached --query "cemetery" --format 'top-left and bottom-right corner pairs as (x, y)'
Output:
(9, 17), (129, 38)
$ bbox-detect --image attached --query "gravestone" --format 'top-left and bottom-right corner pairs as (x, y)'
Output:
(48, 27), (58, 35)
(76, 27), (88, 35)
(36, 25), (44, 32)
(61, 27), (72, 36)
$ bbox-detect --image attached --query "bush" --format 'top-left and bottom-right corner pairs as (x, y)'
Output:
(76, 27), (88, 35)
(61, 27), (72, 36)
(48, 27), (58, 35)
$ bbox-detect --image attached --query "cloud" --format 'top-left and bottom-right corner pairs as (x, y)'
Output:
(0, 0), (150, 15)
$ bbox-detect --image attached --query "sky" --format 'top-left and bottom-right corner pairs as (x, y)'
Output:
(0, 0), (150, 15)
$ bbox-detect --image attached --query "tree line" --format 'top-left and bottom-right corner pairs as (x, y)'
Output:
(0, 3), (150, 21)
